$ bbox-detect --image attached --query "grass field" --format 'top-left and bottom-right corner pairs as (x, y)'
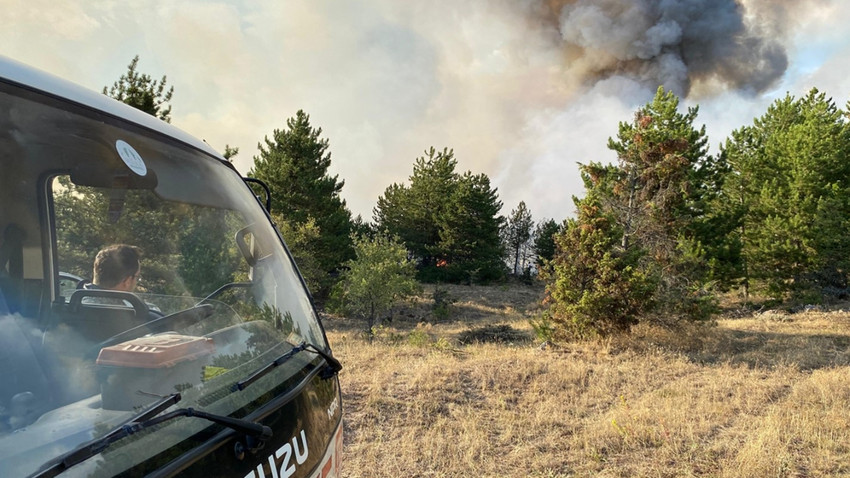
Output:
(322, 283), (850, 477)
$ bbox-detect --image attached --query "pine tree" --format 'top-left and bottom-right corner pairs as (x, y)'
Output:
(503, 201), (534, 276)
(250, 110), (353, 286)
(533, 219), (562, 269)
(103, 55), (174, 122)
(374, 148), (456, 268)
(606, 87), (709, 253)
(375, 147), (505, 283)
(604, 87), (719, 321)
(544, 87), (720, 338)
(724, 89), (850, 301)
(543, 195), (656, 338)
(436, 172), (505, 283)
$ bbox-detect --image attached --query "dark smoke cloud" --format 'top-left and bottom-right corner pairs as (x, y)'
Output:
(535, 0), (789, 97)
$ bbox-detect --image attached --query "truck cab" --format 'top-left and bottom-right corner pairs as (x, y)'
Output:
(0, 56), (342, 477)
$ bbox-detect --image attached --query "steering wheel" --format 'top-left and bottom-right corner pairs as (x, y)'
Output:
(87, 304), (214, 359)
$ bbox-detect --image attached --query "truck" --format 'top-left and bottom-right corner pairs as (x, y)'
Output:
(0, 55), (342, 477)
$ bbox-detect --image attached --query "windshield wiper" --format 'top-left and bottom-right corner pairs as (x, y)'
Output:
(234, 341), (343, 391)
(31, 393), (272, 478)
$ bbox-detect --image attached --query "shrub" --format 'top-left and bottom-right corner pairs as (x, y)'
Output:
(330, 233), (419, 341)
(457, 324), (529, 345)
(432, 285), (455, 320)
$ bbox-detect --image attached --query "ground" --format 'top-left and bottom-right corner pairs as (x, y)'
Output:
(322, 283), (850, 477)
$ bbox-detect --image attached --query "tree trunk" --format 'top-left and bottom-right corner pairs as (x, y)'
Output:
(367, 302), (376, 344)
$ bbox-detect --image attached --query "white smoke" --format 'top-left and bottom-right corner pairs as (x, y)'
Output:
(0, 0), (840, 223)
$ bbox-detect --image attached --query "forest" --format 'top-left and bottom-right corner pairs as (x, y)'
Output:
(74, 56), (850, 341)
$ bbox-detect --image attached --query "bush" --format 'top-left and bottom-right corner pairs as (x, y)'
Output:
(529, 311), (556, 342)
(457, 324), (529, 345)
(432, 285), (455, 320)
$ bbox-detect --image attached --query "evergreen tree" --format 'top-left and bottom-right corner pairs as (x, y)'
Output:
(723, 89), (850, 301)
(103, 55), (174, 122)
(606, 87), (709, 253)
(274, 215), (324, 295)
(223, 145), (239, 162)
(436, 172), (506, 283)
(250, 110), (353, 287)
(543, 194), (656, 339)
(544, 87), (720, 338)
(375, 148), (505, 283)
(603, 87), (719, 321)
(374, 147), (456, 268)
(350, 215), (376, 240)
(717, 124), (767, 299)
(503, 201), (534, 276)
(533, 218), (562, 269)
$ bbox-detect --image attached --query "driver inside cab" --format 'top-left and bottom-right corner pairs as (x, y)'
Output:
(83, 244), (162, 316)
(88, 244), (141, 292)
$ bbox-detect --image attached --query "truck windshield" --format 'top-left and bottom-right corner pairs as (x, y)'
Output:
(0, 80), (330, 476)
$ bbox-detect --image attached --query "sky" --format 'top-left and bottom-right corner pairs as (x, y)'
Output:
(4, 0), (850, 223)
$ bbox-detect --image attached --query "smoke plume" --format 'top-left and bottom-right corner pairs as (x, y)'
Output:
(533, 0), (789, 97)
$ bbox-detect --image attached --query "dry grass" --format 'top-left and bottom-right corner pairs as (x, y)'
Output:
(322, 284), (850, 477)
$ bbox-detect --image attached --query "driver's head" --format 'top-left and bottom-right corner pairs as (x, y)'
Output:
(93, 244), (141, 291)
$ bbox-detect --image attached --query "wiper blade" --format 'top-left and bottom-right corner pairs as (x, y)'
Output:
(31, 393), (182, 478)
(31, 393), (272, 478)
(234, 341), (342, 391)
(304, 342), (344, 378)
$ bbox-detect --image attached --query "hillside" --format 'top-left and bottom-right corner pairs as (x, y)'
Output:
(322, 283), (850, 477)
